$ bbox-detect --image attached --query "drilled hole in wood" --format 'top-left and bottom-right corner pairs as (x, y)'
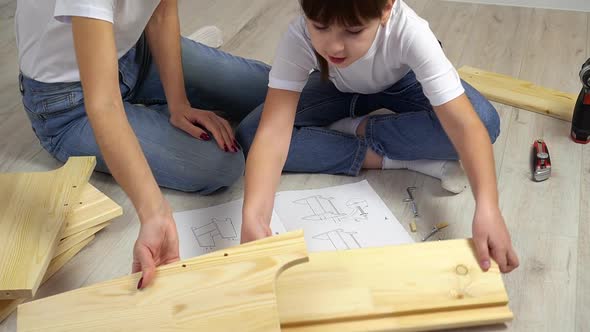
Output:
(182, 264), (186, 268)
(72, 185), (77, 188)
(79, 202), (83, 204)
(64, 203), (68, 206)
(5, 292), (10, 296)
(224, 253), (229, 257)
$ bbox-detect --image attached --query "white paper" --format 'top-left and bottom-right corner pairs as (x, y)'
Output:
(274, 180), (413, 252)
(174, 199), (287, 259)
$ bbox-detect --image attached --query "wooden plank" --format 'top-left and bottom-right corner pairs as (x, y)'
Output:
(17, 231), (308, 332)
(61, 184), (122, 238)
(282, 305), (512, 332)
(42, 236), (95, 284)
(55, 223), (109, 257)
(0, 157), (96, 300)
(0, 236), (96, 322)
(276, 239), (510, 329)
(458, 66), (577, 122)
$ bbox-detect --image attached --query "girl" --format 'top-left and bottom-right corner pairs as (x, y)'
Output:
(237, 0), (519, 273)
(16, 0), (269, 288)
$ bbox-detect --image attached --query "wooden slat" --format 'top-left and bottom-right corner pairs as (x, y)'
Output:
(458, 66), (577, 121)
(0, 157), (96, 300)
(0, 236), (96, 322)
(17, 231), (308, 332)
(61, 184), (122, 238)
(55, 223), (109, 257)
(282, 305), (512, 332)
(42, 236), (95, 284)
(277, 239), (511, 330)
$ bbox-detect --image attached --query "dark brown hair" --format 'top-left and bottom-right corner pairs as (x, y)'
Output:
(300, 0), (389, 80)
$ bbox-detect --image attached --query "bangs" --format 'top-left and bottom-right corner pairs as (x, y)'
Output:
(300, 0), (388, 27)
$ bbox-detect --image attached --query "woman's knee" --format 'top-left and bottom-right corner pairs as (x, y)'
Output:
(153, 147), (245, 194)
(463, 81), (501, 143)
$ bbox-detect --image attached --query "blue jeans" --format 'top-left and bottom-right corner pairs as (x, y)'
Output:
(236, 71), (500, 176)
(20, 37), (270, 194)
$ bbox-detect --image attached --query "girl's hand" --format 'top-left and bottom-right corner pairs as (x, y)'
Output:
(132, 199), (180, 289)
(472, 204), (519, 273)
(240, 218), (272, 244)
(170, 105), (239, 153)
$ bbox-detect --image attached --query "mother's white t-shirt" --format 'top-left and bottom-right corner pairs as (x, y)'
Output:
(269, 0), (464, 107)
(16, 0), (160, 83)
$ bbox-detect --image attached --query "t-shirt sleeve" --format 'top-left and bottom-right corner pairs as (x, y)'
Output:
(401, 20), (464, 106)
(268, 17), (317, 92)
(54, 0), (116, 24)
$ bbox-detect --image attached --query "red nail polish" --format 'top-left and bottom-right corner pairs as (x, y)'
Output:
(200, 133), (210, 141)
(224, 144), (229, 152)
(137, 277), (143, 290)
(232, 145), (238, 152)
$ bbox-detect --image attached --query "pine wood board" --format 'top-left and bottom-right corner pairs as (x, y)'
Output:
(458, 66), (577, 122)
(0, 236), (96, 322)
(276, 239), (511, 331)
(0, 157), (96, 300)
(17, 231), (309, 332)
(282, 305), (512, 332)
(55, 223), (109, 257)
(61, 184), (122, 238)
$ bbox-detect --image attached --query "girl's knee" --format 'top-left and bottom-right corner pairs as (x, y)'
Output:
(463, 82), (501, 143)
(236, 103), (264, 153)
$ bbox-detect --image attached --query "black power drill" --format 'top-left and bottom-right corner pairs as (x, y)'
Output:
(571, 58), (590, 144)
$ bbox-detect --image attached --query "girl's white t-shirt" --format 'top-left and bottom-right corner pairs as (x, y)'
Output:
(269, 0), (464, 106)
(15, 0), (161, 83)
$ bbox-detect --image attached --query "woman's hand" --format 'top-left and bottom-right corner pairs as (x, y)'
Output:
(472, 203), (519, 273)
(170, 104), (239, 153)
(132, 199), (180, 289)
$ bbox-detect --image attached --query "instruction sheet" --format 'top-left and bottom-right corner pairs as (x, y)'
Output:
(274, 180), (413, 252)
(174, 180), (413, 258)
(174, 199), (287, 259)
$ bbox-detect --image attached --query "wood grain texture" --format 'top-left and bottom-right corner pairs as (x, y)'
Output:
(282, 305), (512, 332)
(0, 184), (117, 324)
(17, 231), (308, 332)
(277, 239), (511, 330)
(458, 66), (577, 121)
(0, 236), (96, 323)
(55, 223), (108, 260)
(61, 184), (122, 238)
(0, 157), (96, 300)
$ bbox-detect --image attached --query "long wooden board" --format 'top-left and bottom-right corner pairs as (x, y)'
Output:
(17, 231), (309, 332)
(458, 66), (577, 122)
(0, 157), (96, 300)
(277, 239), (512, 331)
(61, 184), (122, 238)
(0, 236), (96, 322)
(55, 223), (109, 257)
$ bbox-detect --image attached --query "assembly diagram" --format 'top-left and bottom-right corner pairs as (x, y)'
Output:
(312, 229), (362, 250)
(191, 218), (238, 248)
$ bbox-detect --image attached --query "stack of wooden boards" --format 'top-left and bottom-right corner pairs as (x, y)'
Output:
(0, 157), (123, 322)
(16, 231), (512, 331)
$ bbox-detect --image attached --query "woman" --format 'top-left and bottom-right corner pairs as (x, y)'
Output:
(16, 0), (270, 288)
